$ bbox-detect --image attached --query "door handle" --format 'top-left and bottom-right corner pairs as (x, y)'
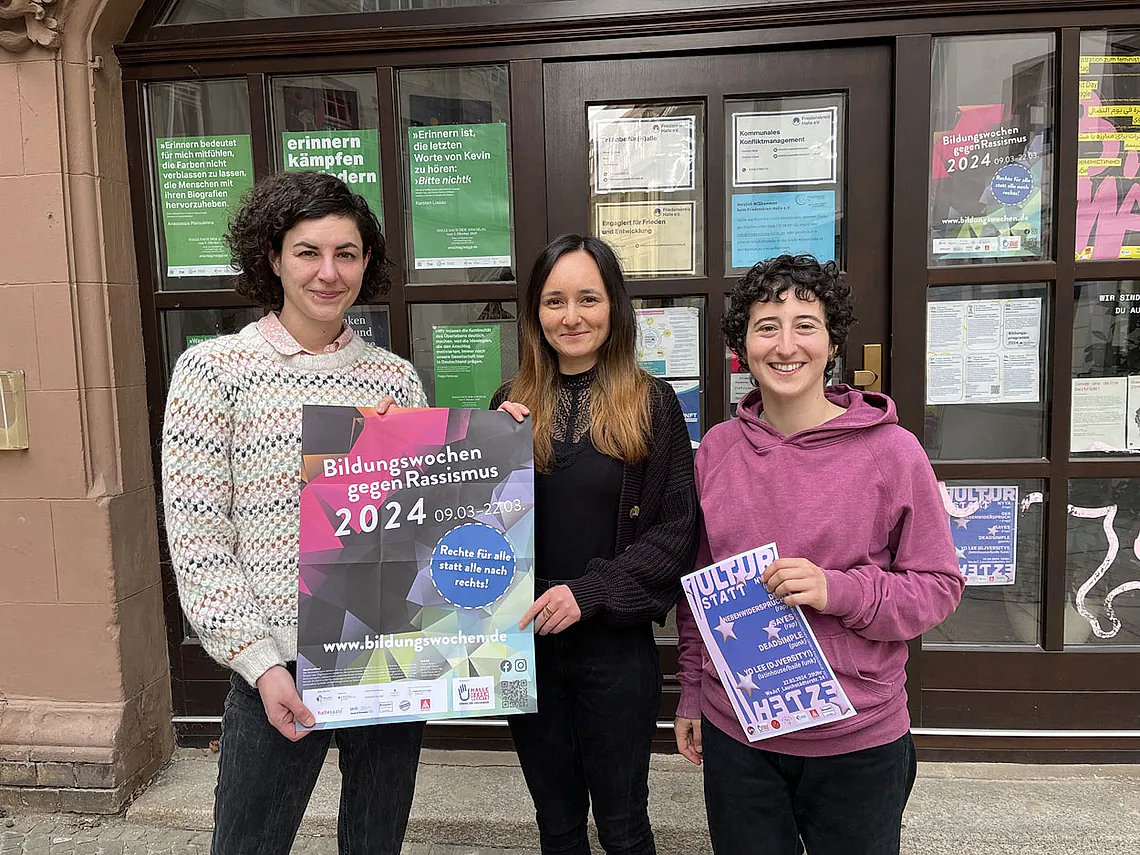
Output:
(852, 344), (882, 393)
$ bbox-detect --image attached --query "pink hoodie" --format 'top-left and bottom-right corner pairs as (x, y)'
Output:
(676, 385), (963, 756)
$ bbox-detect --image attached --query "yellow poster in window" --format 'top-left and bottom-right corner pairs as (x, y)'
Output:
(594, 201), (696, 276)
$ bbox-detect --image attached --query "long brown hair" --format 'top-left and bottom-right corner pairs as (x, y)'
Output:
(510, 234), (652, 474)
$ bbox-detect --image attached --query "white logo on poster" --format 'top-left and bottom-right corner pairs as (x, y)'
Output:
(452, 676), (495, 711)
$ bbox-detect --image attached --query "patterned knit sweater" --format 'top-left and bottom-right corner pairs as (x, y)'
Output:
(161, 321), (428, 686)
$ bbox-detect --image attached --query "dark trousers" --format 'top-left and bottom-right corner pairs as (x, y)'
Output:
(211, 672), (425, 855)
(509, 618), (661, 855)
(701, 717), (917, 855)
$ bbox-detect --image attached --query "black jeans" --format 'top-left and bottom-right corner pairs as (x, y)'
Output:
(211, 672), (425, 855)
(701, 717), (917, 855)
(509, 617), (661, 855)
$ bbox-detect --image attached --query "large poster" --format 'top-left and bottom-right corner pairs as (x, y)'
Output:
(1077, 42), (1140, 260)
(155, 135), (254, 277)
(929, 104), (1047, 261)
(408, 123), (511, 270)
(296, 406), (537, 730)
(283, 129), (382, 215)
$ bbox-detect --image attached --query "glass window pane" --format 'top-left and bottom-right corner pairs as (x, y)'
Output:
(588, 103), (705, 279)
(1066, 479), (1140, 646)
(1077, 30), (1140, 260)
(923, 479), (1044, 646)
(148, 79), (254, 290)
(929, 34), (1054, 266)
(923, 282), (1050, 460)
(399, 66), (515, 284)
(163, 0), (563, 24)
(271, 73), (383, 226)
(724, 94), (844, 274)
(410, 302), (518, 406)
(1070, 280), (1140, 456)
(631, 297), (705, 448)
(161, 308), (264, 379)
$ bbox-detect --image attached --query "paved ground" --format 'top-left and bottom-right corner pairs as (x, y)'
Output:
(5, 749), (1140, 853)
(0, 814), (533, 855)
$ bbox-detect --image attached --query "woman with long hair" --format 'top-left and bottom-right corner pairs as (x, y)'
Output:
(494, 234), (699, 855)
(162, 171), (426, 855)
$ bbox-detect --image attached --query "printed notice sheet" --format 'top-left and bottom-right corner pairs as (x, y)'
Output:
(733, 108), (838, 187)
(1071, 377), (1128, 452)
(595, 201), (696, 276)
(925, 298), (1042, 405)
(942, 485), (1018, 586)
(591, 115), (695, 194)
(635, 306), (700, 377)
(296, 406), (537, 730)
(682, 544), (856, 742)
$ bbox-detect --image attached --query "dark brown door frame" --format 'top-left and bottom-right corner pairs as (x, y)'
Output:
(121, 3), (1140, 753)
(543, 46), (892, 748)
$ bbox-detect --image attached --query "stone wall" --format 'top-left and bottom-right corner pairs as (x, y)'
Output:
(0, 0), (174, 813)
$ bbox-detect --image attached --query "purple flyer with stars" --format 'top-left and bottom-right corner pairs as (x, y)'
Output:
(681, 543), (856, 742)
(295, 405), (537, 730)
(941, 484), (1018, 587)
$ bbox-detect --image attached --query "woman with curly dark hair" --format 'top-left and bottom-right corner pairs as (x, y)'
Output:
(161, 171), (427, 855)
(675, 254), (962, 855)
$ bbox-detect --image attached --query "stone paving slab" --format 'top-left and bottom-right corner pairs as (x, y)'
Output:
(120, 749), (1140, 855)
(0, 814), (535, 855)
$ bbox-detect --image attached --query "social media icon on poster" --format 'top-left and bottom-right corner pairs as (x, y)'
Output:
(500, 660), (513, 673)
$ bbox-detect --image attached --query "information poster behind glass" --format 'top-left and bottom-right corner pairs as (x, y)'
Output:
(922, 282), (1050, 460)
(631, 297), (705, 450)
(148, 79), (254, 290)
(928, 34), (1054, 266)
(724, 94), (845, 273)
(271, 73), (383, 226)
(1070, 281), (1140, 456)
(410, 302), (518, 408)
(1076, 30), (1140, 261)
(587, 103), (705, 278)
(400, 66), (515, 285)
(924, 479), (1044, 647)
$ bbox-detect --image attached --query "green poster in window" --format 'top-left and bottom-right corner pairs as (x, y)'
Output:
(282, 129), (382, 220)
(432, 325), (503, 408)
(155, 135), (254, 278)
(409, 123), (511, 270)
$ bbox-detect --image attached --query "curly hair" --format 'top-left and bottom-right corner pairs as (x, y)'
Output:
(224, 171), (389, 310)
(722, 254), (855, 376)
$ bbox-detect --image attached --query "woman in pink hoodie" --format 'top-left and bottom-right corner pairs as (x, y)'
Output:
(675, 255), (963, 855)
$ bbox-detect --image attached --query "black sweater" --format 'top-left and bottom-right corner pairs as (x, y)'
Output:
(492, 375), (699, 625)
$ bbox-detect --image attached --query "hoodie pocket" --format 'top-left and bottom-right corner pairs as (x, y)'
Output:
(820, 632), (899, 704)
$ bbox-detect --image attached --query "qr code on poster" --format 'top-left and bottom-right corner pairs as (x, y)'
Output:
(500, 679), (530, 710)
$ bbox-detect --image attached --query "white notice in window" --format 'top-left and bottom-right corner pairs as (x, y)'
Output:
(733, 108), (838, 187)
(1071, 377), (1127, 452)
(1129, 376), (1140, 451)
(592, 116), (695, 194)
(925, 297), (1042, 405)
